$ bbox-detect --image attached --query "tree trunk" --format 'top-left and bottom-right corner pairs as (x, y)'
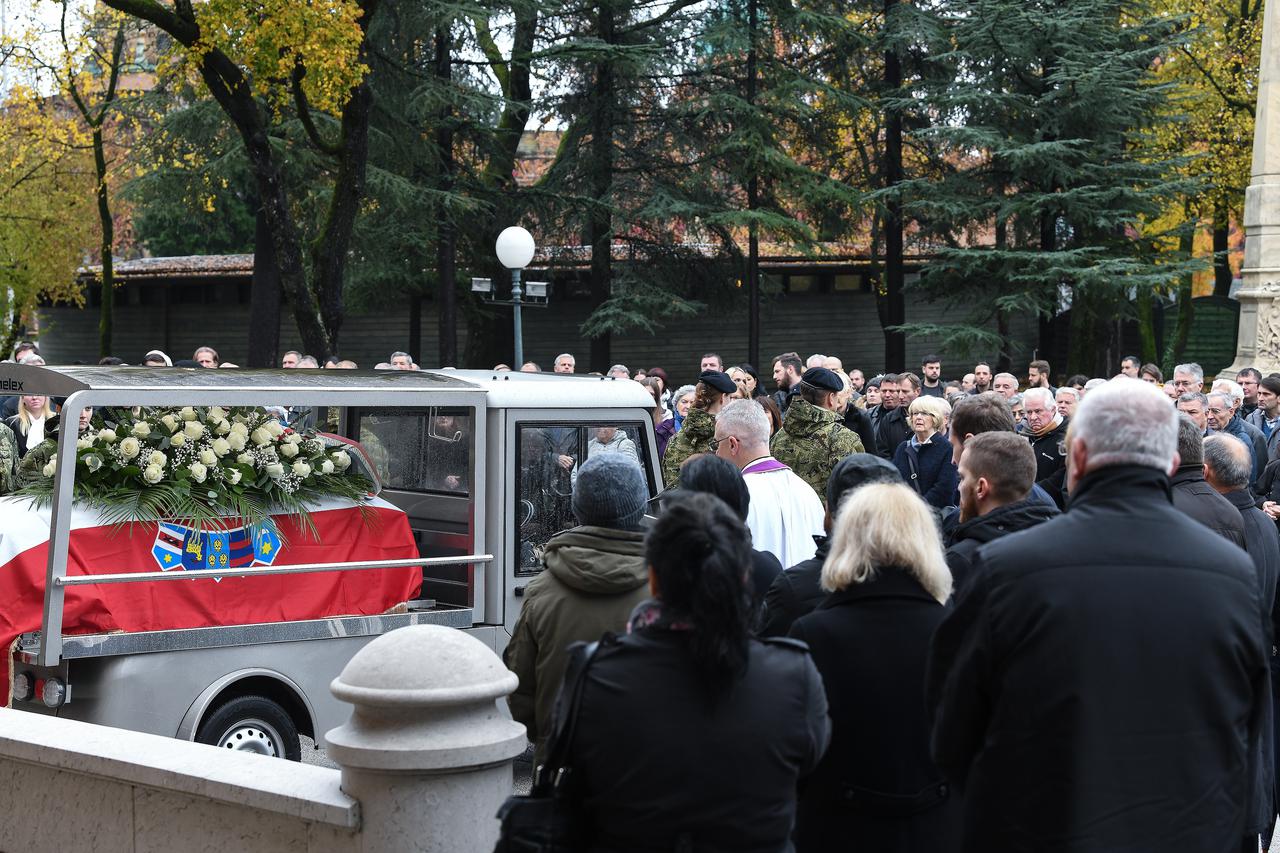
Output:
(1213, 212), (1233, 297)
(247, 204), (281, 367)
(93, 124), (115, 360)
(1135, 284), (1157, 366)
(587, 2), (616, 373)
(1038, 210), (1057, 360)
(1165, 228), (1195, 367)
(745, 0), (760, 370)
(994, 219), (1010, 372)
(435, 24), (457, 368)
(881, 0), (906, 373)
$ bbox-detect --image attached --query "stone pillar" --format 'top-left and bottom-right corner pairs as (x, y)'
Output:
(1220, 0), (1280, 380)
(325, 625), (526, 853)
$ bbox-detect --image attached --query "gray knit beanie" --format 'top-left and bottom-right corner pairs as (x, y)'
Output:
(572, 454), (648, 530)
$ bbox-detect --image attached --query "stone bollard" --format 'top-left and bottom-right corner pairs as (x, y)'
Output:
(326, 624), (527, 853)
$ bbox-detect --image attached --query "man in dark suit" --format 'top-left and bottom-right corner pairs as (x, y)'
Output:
(928, 378), (1270, 853)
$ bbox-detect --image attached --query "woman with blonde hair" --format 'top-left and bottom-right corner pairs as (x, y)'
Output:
(892, 394), (957, 509)
(5, 393), (55, 458)
(789, 482), (958, 853)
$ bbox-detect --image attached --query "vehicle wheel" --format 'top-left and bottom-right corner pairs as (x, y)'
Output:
(195, 694), (301, 761)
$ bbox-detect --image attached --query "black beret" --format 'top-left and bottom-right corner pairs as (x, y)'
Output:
(699, 370), (737, 395)
(801, 366), (843, 393)
(826, 453), (903, 508)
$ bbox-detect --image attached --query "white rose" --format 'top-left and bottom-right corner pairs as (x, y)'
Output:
(183, 421), (205, 440)
(284, 432), (303, 445)
(265, 462), (286, 478)
(77, 437), (92, 451)
(42, 459), (57, 477)
(211, 438), (231, 457)
(170, 432), (186, 447)
(199, 449), (217, 466)
(291, 461), (311, 478)
(279, 442), (299, 458)
(208, 406), (227, 420)
(160, 414), (178, 432)
(214, 419), (231, 436)
(131, 422), (151, 438)
(119, 437), (141, 460)
(320, 459), (334, 474)
(236, 452), (253, 465)
(180, 406), (197, 421)
(251, 427), (272, 447)
(188, 462), (208, 483)
(265, 421), (284, 437)
(230, 422), (249, 437)
(142, 465), (163, 484)
(84, 454), (103, 472)
(227, 433), (246, 452)
(97, 428), (117, 444)
(148, 450), (167, 468)
(331, 451), (352, 471)
(226, 469), (242, 485)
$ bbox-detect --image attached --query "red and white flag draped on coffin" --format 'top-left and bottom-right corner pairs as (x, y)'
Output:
(0, 496), (422, 705)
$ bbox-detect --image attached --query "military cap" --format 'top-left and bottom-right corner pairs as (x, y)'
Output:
(699, 370), (737, 395)
(801, 366), (843, 393)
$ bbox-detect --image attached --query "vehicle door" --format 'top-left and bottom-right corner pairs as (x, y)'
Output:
(499, 410), (659, 636)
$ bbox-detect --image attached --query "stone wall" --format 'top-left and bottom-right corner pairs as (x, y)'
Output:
(0, 710), (359, 853)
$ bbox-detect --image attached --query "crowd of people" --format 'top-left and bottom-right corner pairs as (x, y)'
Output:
(503, 349), (1280, 853)
(9, 339), (1280, 849)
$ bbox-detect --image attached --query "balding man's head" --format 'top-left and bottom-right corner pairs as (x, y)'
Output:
(1203, 434), (1252, 493)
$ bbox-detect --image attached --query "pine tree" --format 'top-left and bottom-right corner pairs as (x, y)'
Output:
(905, 0), (1202, 375)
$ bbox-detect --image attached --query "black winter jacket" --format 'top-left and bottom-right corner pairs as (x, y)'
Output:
(928, 465), (1270, 852)
(565, 627), (830, 853)
(875, 407), (910, 460)
(790, 570), (961, 853)
(1222, 487), (1280, 832)
(944, 497), (1059, 594)
(1170, 464), (1247, 549)
(842, 405), (878, 458)
(760, 537), (829, 638)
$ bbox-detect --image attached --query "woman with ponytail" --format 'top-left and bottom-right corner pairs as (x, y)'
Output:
(560, 492), (830, 852)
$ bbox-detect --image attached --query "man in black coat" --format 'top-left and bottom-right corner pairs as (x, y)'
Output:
(760, 454), (902, 637)
(1021, 387), (1069, 506)
(1205, 432), (1280, 839)
(874, 375), (911, 459)
(928, 378), (1270, 853)
(946, 431), (1058, 594)
(1171, 413), (1247, 548)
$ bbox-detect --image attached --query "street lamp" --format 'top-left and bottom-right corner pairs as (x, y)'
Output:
(496, 226), (535, 367)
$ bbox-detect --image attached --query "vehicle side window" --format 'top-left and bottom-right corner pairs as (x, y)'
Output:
(516, 422), (648, 575)
(354, 407), (473, 494)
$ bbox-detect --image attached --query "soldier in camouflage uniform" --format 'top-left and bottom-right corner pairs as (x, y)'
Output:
(770, 367), (864, 506)
(16, 408), (94, 489)
(0, 421), (17, 495)
(661, 370), (737, 489)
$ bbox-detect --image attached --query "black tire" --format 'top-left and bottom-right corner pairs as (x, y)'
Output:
(195, 694), (301, 761)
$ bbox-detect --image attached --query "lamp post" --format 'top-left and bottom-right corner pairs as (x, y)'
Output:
(495, 226), (536, 367)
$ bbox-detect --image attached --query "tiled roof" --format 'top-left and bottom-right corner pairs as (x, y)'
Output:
(78, 254), (255, 281)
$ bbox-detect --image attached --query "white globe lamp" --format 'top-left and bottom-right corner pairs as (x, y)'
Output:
(495, 226), (535, 270)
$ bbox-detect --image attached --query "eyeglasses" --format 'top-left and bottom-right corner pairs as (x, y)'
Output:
(709, 435), (736, 452)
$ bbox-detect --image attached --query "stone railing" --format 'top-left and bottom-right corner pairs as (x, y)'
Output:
(0, 625), (526, 853)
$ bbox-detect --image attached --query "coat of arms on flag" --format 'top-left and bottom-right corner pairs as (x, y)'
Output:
(151, 522), (284, 578)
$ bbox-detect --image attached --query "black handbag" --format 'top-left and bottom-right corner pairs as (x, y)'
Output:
(494, 640), (602, 853)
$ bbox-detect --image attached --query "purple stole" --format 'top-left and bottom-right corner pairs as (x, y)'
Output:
(743, 457), (790, 476)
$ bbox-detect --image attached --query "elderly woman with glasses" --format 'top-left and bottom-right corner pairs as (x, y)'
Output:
(891, 395), (957, 510)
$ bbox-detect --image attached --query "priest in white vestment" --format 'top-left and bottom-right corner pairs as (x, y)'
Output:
(712, 399), (825, 567)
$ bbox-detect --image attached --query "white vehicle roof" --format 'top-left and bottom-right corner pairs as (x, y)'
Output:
(0, 364), (654, 410)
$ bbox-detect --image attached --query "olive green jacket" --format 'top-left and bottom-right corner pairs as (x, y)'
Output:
(503, 525), (649, 763)
(660, 407), (717, 489)
(0, 422), (17, 496)
(16, 437), (56, 490)
(770, 399), (864, 506)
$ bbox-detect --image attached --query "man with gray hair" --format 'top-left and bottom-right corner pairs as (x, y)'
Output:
(553, 353), (576, 374)
(1203, 432), (1280, 839)
(1171, 413), (1246, 548)
(1173, 362), (1205, 395)
(929, 378), (1269, 851)
(992, 372), (1019, 400)
(713, 399), (824, 568)
(606, 364), (630, 379)
(1210, 380), (1268, 482)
